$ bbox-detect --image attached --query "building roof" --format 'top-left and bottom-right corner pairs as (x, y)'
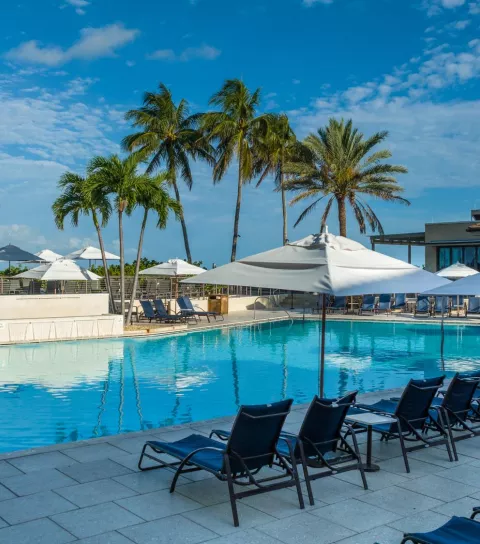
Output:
(370, 232), (426, 246)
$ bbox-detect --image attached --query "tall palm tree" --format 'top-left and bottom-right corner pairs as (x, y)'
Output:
(255, 114), (306, 245)
(125, 174), (182, 325)
(285, 118), (409, 237)
(87, 154), (150, 321)
(122, 83), (214, 263)
(201, 79), (268, 261)
(52, 171), (115, 312)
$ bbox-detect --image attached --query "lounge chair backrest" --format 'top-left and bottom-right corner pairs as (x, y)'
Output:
(392, 293), (406, 308)
(298, 391), (358, 456)
(140, 300), (155, 319)
(442, 373), (480, 422)
(395, 376), (444, 429)
(460, 369), (480, 379)
(433, 297), (446, 312)
(153, 299), (168, 316)
(468, 297), (480, 314)
(416, 295), (430, 312)
(177, 296), (194, 311)
(361, 295), (375, 308)
(378, 294), (391, 304)
(226, 399), (292, 473)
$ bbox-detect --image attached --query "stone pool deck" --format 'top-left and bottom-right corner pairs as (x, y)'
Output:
(0, 388), (479, 543)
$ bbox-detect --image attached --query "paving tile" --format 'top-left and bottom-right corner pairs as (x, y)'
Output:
(55, 478), (138, 507)
(334, 525), (404, 544)
(116, 489), (202, 521)
(109, 434), (175, 455)
(241, 487), (315, 519)
(437, 464), (480, 488)
(432, 496), (480, 518)
(0, 484), (16, 502)
(378, 455), (443, 479)
(0, 490), (77, 524)
(176, 478), (234, 506)
(333, 466), (408, 491)
(256, 512), (355, 544)
(408, 447), (468, 469)
(8, 452), (77, 473)
(51, 501), (143, 539)
(301, 475), (369, 505)
(358, 440), (405, 460)
(388, 510), (451, 533)
(119, 514), (217, 544)
(59, 459), (132, 483)
(311, 498), (402, 532)
(114, 469), (188, 494)
(0, 517), (75, 544)
(76, 532), (133, 544)
(450, 437), (480, 460)
(63, 444), (127, 463)
(183, 502), (277, 536)
(0, 517), (8, 528)
(0, 461), (23, 479)
(202, 528), (283, 544)
(398, 474), (479, 501)
(358, 486), (443, 517)
(1, 468), (76, 496)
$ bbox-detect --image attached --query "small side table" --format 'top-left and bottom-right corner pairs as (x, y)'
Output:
(345, 412), (396, 472)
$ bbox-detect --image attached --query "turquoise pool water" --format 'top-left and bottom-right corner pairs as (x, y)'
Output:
(0, 319), (479, 453)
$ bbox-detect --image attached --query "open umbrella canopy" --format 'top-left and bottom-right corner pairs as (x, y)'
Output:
(140, 259), (205, 277)
(423, 272), (480, 296)
(65, 246), (119, 261)
(435, 262), (479, 280)
(25, 249), (64, 264)
(0, 244), (39, 263)
(15, 259), (102, 281)
(183, 231), (450, 295)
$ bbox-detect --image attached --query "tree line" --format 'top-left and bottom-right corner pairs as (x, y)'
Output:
(52, 79), (409, 322)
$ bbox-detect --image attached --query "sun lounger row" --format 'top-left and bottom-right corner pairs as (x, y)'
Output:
(138, 295), (224, 324)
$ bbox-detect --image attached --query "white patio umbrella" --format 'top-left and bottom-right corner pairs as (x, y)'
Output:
(65, 246), (119, 267)
(139, 259), (205, 276)
(436, 262), (479, 280)
(25, 249), (63, 263)
(183, 230), (450, 395)
(15, 259), (102, 281)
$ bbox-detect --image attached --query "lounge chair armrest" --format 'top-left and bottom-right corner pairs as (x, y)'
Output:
(471, 507), (480, 520)
(210, 429), (230, 441)
(279, 431), (297, 440)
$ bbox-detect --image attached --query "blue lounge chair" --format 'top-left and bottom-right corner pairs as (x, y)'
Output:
(402, 511), (480, 543)
(177, 295), (224, 323)
(451, 295), (467, 317)
(391, 293), (406, 311)
(153, 299), (185, 323)
(277, 391), (367, 506)
(328, 296), (347, 314)
(358, 295), (376, 315)
(468, 297), (480, 315)
(139, 300), (160, 323)
(349, 376), (453, 472)
(376, 294), (392, 314)
(414, 295), (431, 317)
(431, 297), (449, 317)
(138, 399), (304, 527)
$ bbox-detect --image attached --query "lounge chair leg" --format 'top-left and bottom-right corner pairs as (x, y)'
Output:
(398, 431), (410, 473)
(170, 457), (190, 493)
(439, 409), (457, 462)
(299, 442), (314, 506)
(350, 429), (368, 490)
(138, 444), (148, 471)
(224, 455), (240, 527)
(288, 451), (305, 510)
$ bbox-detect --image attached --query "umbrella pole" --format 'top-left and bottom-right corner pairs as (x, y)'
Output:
(440, 295), (446, 359)
(319, 293), (327, 397)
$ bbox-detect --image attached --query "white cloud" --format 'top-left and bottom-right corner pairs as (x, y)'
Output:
(63, 0), (90, 15)
(451, 19), (471, 28)
(5, 23), (139, 66)
(469, 1), (480, 13)
(302, 0), (333, 5)
(147, 44), (221, 62)
(423, 0), (466, 15)
(292, 79), (301, 84)
(0, 224), (47, 247)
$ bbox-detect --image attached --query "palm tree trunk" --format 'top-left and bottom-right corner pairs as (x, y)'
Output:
(337, 196), (347, 237)
(126, 208), (148, 325)
(280, 165), (288, 245)
(172, 180), (192, 263)
(118, 207), (125, 322)
(231, 147), (243, 262)
(92, 210), (115, 313)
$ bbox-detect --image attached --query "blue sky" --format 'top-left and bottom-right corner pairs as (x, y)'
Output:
(0, 0), (479, 267)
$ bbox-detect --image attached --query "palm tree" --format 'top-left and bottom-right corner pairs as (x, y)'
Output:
(52, 171), (115, 312)
(122, 83), (214, 263)
(87, 154), (150, 321)
(201, 79), (268, 261)
(125, 174), (182, 325)
(255, 114), (306, 245)
(285, 118), (409, 237)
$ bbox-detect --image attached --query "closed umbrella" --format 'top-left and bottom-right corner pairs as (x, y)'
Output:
(183, 230), (450, 395)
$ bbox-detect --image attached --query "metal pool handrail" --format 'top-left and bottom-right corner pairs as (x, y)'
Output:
(253, 295), (292, 321)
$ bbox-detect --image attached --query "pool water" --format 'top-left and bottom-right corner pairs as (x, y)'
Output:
(0, 319), (479, 453)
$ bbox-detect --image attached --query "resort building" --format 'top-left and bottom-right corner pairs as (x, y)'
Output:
(370, 209), (480, 272)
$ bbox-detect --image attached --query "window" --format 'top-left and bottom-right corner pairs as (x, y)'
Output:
(437, 246), (480, 271)
(452, 247), (463, 264)
(438, 247), (452, 269)
(465, 247), (476, 268)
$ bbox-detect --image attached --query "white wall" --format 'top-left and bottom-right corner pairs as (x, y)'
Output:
(0, 294), (109, 319)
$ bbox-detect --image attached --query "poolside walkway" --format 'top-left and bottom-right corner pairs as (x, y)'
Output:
(0, 388), (479, 543)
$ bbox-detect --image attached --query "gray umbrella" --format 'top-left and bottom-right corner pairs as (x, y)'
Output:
(0, 244), (40, 270)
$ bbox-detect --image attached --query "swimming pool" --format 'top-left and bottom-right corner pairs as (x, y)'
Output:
(0, 319), (479, 453)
